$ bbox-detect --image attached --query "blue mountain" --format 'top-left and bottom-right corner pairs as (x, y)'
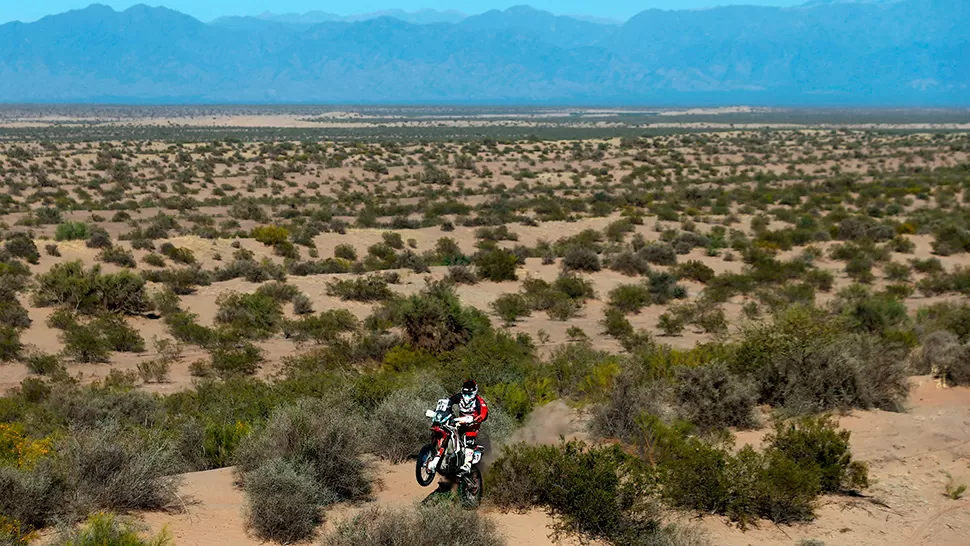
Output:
(0, 1), (966, 105)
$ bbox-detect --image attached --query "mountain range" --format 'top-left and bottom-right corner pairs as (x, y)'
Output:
(0, 1), (966, 105)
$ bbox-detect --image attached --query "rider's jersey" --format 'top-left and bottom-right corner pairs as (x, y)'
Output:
(447, 393), (489, 426)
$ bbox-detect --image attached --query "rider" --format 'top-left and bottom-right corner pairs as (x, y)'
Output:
(431, 379), (489, 474)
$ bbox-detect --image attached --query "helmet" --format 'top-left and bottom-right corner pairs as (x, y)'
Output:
(460, 380), (478, 411)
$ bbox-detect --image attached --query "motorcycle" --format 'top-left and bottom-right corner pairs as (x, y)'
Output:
(414, 400), (485, 508)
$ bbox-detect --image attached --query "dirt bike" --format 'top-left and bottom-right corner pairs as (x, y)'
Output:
(415, 403), (485, 508)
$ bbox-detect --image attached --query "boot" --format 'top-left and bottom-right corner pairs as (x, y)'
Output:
(461, 448), (474, 473)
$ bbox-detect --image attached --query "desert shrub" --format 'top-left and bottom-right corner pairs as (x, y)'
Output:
(674, 260), (715, 283)
(0, 300), (30, 329)
(590, 370), (667, 444)
(25, 352), (63, 376)
(932, 224), (970, 255)
(602, 307), (635, 340)
(283, 309), (359, 345)
(492, 293), (532, 326)
(209, 341), (263, 379)
(382, 232), (405, 249)
(765, 415), (869, 493)
(61, 323), (112, 363)
(45, 243), (61, 257)
(640, 242), (677, 266)
(333, 243), (357, 261)
(4, 233), (39, 264)
(883, 261), (912, 282)
(803, 269), (834, 292)
(608, 250), (651, 276)
(292, 294), (314, 315)
(368, 382), (446, 463)
(553, 274), (595, 301)
(251, 225), (290, 246)
(50, 512), (170, 546)
(143, 266), (212, 295)
(910, 257), (944, 274)
(326, 276), (394, 302)
(673, 362), (758, 431)
(243, 458), (322, 544)
(136, 338), (181, 384)
(214, 292), (283, 338)
(0, 465), (60, 529)
(94, 314), (146, 353)
(608, 274), (685, 315)
(55, 221), (89, 241)
(142, 253), (165, 267)
(322, 504), (505, 546)
(85, 227), (112, 249)
(652, 418), (824, 527)
(254, 281), (301, 303)
(0, 326), (23, 362)
(562, 246), (601, 273)
(657, 308), (687, 336)
(392, 282), (491, 353)
(474, 248), (518, 282)
(732, 307), (909, 414)
(157, 243), (195, 265)
(909, 329), (963, 378)
(445, 264), (478, 285)
(236, 399), (372, 502)
(609, 283), (654, 314)
(0, 514), (38, 545)
(59, 424), (181, 514)
(34, 261), (150, 315)
(489, 440), (665, 544)
(97, 246), (136, 268)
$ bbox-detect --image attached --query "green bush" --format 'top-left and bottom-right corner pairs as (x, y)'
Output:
(322, 504), (505, 546)
(85, 227), (113, 249)
(326, 276), (394, 302)
(474, 248), (518, 282)
(333, 243), (357, 261)
(608, 283), (654, 314)
(562, 246), (601, 273)
(34, 261), (150, 315)
(61, 323), (112, 363)
(209, 341), (264, 379)
(641, 243), (677, 265)
(158, 243), (195, 265)
(98, 246), (136, 268)
(445, 264), (478, 285)
(4, 233), (39, 264)
(367, 381), (446, 463)
(25, 352), (63, 375)
(59, 424), (182, 515)
(284, 309), (359, 345)
(673, 362), (758, 431)
(765, 415), (869, 493)
(392, 282), (491, 353)
(214, 292), (283, 338)
(51, 512), (170, 546)
(236, 399), (372, 503)
(251, 225), (290, 246)
(731, 306), (909, 414)
(674, 260), (715, 283)
(492, 293), (532, 326)
(489, 441), (674, 544)
(55, 222), (89, 242)
(243, 458), (323, 544)
(0, 465), (61, 529)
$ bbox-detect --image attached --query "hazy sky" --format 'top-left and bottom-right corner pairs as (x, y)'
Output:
(2, 1), (806, 24)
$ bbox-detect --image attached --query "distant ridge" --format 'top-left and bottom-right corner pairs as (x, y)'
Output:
(0, 1), (966, 105)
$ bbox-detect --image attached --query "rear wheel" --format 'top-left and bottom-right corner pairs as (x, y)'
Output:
(458, 466), (483, 508)
(415, 444), (436, 487)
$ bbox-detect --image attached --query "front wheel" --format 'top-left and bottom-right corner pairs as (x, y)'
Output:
(458, 466), (483, 508)
(416, 444), (437, 487)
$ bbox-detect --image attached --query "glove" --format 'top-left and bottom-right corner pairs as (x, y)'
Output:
(456, 415), (474, 424)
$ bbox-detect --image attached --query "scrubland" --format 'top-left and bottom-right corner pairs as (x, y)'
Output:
(1, 122), (970, 545)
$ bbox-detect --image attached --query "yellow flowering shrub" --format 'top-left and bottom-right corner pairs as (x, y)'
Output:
(0, 424), (52, 469)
